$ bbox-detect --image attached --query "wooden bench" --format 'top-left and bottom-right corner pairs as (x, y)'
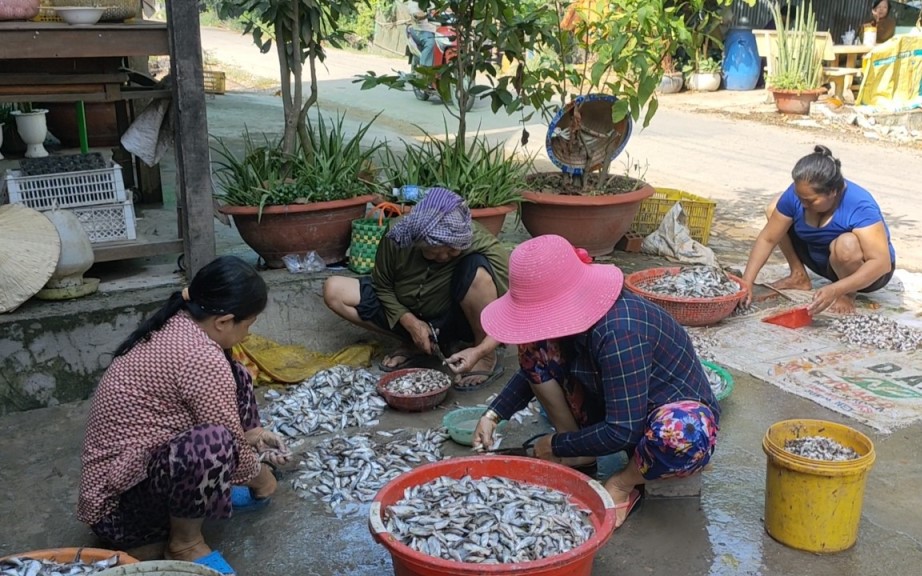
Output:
(823, 66), (862, 101)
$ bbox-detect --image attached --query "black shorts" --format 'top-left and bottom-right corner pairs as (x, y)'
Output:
(787, 227), (895, 293)
(354, 253), (497, 346)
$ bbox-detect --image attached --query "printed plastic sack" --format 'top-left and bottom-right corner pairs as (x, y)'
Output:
(641, 203), (719, 267)
(857, 34), (922, 109)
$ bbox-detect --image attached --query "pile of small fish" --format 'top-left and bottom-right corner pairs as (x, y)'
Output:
(784, 436), (859, 461)
(689, 330), (719, 363)
(384, 369), (451, 396)
(385, 475), (594, 563)
(701, 362), (728, 398)
(293, 429), (448, 513)
(639, 266), (740, 299)
(830, 314), (922, 352)
(262, 365), (387, 439)
(0, 553), (120, 576)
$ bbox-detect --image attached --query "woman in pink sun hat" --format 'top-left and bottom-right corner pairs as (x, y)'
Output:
(474, 235), (720, 530)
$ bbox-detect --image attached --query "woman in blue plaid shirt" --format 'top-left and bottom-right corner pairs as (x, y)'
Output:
(475, 235), (720, 530)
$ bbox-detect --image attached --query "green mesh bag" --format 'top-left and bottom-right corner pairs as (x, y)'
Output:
(348, 202), (403, 274)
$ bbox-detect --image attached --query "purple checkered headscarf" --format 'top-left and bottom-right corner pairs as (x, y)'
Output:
(387, 187), (473, 250)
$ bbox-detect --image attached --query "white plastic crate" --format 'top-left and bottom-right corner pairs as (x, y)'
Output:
(71, 200), (137, 244)
(4, 165), (128, 211)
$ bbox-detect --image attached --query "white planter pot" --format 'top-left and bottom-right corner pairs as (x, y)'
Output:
(658, 73), (684, 94)
(687, 72), (722, 92)
(12, 109), (49, 158)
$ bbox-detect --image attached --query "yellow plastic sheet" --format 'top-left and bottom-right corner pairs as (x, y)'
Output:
(857, 34), (922, 109)
(231, 334), (377, 385)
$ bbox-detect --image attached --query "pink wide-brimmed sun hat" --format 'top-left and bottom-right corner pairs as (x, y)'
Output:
(482, 235), (624, 344)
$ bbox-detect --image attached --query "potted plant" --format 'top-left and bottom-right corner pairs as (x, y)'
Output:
(684, 53), (722, 92)
(379, 132), (531, 236)
(766, 1), (825, 115)
(10, 103), (49, 159)
(658, 54), (685, 94)
(212, 114), (383, 268)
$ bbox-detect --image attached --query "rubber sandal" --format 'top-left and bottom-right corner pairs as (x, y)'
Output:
(612, 488), (643, 531)
(453, 364), (505, 392)
(230, 486), (270, 512)
(194, 550), (235, 575)
(377, 351), (427, 373)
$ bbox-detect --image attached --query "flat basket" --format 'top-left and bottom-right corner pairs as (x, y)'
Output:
(377, 368), (451, 413)
(624, 267), (748, 327)
(630, 187), (716, 245)
(4, 165), (128, 211)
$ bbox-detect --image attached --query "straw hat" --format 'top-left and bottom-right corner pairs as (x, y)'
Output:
(481, 235), (623, 344)
(0, 204), (61, 313)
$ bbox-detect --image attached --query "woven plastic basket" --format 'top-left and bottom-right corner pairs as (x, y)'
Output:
(624, 267), (748, 327)
(376, 368), (451, 413)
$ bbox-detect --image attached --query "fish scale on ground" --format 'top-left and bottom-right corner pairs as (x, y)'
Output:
(262, 365), (387, 439)
(294, 429), (449, 513)
(385, 475), (594, 563)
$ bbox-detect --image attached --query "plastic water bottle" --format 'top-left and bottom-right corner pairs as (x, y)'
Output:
(393, 185), (428, 203)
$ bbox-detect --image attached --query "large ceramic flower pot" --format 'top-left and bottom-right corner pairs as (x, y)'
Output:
(470, 204), (516, 237)
(519, 183), (656, 257)
(687, 72), (722, 92)
(219, 195), (374, 268)
(770, 88), (826, 115)
(657, 73), (684, 94)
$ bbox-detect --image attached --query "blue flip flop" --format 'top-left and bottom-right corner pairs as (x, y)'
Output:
(230, 485), (270, 512)
(194, 550), (235, 575)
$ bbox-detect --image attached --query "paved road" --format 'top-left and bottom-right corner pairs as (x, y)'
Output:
(201, 26), (922, 272)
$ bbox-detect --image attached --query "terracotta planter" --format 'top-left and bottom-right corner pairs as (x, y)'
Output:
(519, 184), (656, 257)
(219, 195), (374, 268)
(770, 88), (826, 115)
(470, 204), (516, 237)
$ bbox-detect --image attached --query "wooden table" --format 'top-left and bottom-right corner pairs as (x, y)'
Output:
(0, 21), (182, 263)
(826, 44), (873, 99)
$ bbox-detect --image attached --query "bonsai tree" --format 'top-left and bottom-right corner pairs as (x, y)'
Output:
(212, 0), (363, 155)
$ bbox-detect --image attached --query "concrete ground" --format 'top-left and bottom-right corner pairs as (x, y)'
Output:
(3, 25), (922, 576)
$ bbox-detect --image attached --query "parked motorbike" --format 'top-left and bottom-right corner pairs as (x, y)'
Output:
(404, 11), (475, 111)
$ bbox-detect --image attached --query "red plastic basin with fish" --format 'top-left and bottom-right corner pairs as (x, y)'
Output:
(369, 456), (617, 576)
(624, 266), (748, 327)
(0, 548), (138, 565)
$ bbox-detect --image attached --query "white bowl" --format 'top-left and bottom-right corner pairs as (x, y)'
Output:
(54, 6), (106, 26)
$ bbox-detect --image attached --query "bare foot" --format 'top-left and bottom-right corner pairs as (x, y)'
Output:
(381, 346), (423, 369)
(124, 541), (166, 561)
(165, 539), (211, 563)
(454, 351), (496, 389)
(770, 274), (813, 291)
(826, 294), (856, 314)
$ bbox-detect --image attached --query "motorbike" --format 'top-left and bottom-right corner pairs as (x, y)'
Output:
(404, 12), (475, 111)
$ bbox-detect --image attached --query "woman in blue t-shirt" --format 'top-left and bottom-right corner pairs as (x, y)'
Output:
(741, 145), (895, 315)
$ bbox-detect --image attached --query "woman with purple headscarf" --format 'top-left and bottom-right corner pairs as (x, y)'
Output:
(324, 188), (509, 390)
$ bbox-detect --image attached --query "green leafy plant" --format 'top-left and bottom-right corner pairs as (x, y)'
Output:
(212, 114), (384, 217)
(683, 55), (721, 74)
(379, 130), (531, 209)
(767, 0), (823, 92)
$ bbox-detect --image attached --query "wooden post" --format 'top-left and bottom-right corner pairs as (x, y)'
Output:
(166, 0), (215, 277)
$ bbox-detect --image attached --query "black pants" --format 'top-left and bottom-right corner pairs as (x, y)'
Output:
(787, 227), (894, 293)
(355, 253), (496, 348)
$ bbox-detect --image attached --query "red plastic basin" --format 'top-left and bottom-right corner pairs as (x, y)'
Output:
(369, 456), (617, 576)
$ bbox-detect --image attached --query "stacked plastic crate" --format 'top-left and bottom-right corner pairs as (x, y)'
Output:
(1, 155), (136, 244)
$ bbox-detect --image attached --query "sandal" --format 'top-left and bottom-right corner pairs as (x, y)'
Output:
(377, 349), (427, 372)
(193, 550), (236, 575)
(230, 486), (270, 513)
(613, 488), (643, 531)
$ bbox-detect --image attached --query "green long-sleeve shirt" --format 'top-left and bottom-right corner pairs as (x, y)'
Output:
(371, 222), (509, 328)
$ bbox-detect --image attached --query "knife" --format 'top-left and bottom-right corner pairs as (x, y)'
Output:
(427, 322), (450, 367)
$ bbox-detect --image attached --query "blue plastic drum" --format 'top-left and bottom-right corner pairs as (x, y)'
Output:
(722, 26), (760, 91)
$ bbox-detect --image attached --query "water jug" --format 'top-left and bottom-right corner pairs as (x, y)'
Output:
(722, 26), (760, 91)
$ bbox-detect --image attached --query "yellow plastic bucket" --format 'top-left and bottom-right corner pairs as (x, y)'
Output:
(762, 419), (875, 553)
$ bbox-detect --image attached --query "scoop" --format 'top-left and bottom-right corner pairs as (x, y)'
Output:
(762, 306), (813, 329)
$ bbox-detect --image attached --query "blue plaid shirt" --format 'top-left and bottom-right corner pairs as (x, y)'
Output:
(490, 291), (719, 458)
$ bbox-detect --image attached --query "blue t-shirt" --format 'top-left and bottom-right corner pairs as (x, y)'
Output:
(776, 179), (895, 269)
